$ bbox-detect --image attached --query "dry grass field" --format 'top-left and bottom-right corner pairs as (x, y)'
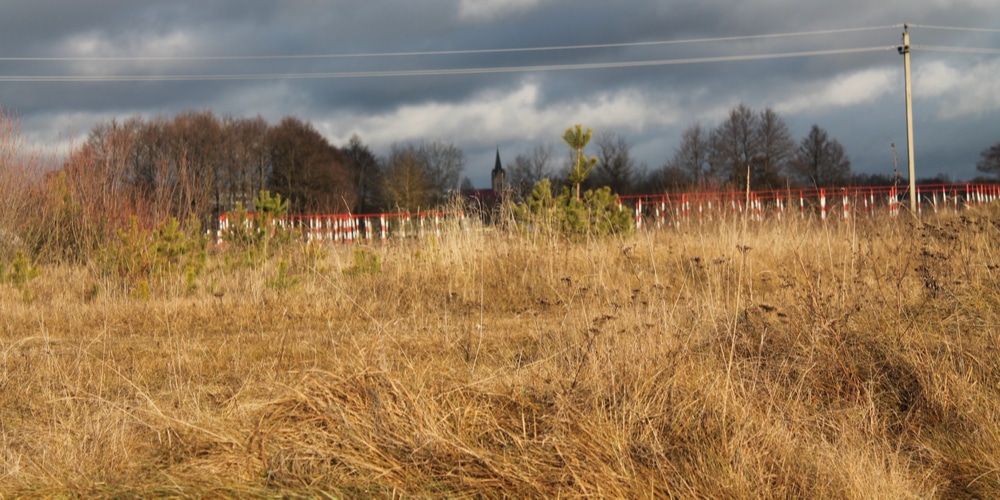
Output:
(2, 206), (1000, 498)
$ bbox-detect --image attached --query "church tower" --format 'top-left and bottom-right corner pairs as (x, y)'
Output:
(491, 148), (505, 194)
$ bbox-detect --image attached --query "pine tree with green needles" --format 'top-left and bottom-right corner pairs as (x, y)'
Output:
(562, 124), (598, 200)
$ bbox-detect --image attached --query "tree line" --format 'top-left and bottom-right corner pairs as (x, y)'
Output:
(662, 104), (851, 190)
(68, 111), (468, 229)
(504, 103), (857, 199)
(65, 104), (995, 229)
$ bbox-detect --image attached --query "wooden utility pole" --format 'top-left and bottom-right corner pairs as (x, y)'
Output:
(899, 24), (917, 214)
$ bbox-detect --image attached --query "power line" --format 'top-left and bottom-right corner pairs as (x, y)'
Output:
(916, 45), (1000, 55)
(907, 24), (1000, 34)
(0, 46), (896, 82)
(0, 26), (898, 62)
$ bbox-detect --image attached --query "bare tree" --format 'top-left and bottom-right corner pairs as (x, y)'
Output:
(509, 143), (554, 199)
(220, 116), (269, 212)
(266, 117), (355, 214)
(792, 124), (851, 188)
(344, 134), (382, 214)
(709, 103), (759, 188)
(164, 110), (224, 223)
(593, 132), (638, 195)
(0, 112), (33, 248)
(417, 140), (465, 204)
(667, 122), (711, 188)
(706, 104), (796, 190)
(976, 141), (1000, 180)
(381, 143), (433, 213)
(132, 119), (169, 217)
(754, 108), (795, 189)
(73, 117), (149, 223)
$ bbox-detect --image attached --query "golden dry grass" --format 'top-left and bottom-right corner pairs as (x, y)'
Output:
(3, 207), (1000, 498)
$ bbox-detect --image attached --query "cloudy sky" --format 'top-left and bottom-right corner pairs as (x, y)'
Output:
(0, 0), (997, 187)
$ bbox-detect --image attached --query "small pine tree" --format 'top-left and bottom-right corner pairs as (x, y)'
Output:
(515, 179), (633, 238)
(516, 126), (632, 238)
(254, 190), (288, 222)
(562, 125), (598, 200)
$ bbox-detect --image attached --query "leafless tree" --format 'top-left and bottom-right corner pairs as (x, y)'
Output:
(976, 141), (1000, 180)
(381, 143), (433, 213)
(708, 104), (795, 190)
(266, 116), (355, 214)
(667, 122), (712, 188)
(509, 143), (554, 199)
(344, 134), (383, 214)
(792, 124), (851, 188)
(709, 103), (760, 188)
(220, 116), (269, 212)
(416, 140), (465, 205)
(754, 108), (796, 189)
(593, 132), (638, 195)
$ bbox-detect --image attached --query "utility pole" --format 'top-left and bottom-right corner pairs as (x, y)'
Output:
(899, 24), (917, 215)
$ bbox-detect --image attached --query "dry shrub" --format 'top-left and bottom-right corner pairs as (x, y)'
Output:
(0, 112), (39, 261)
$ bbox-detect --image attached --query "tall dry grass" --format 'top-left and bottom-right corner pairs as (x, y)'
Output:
(2, 204), (1000, 498)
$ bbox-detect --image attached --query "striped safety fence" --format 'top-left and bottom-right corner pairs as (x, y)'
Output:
(619, 183), (1000, 230)
(217, 210), (467, 245)
(217, 183), (1000, 243)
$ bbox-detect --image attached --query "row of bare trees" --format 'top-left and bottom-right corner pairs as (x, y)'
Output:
(504, 104), (853, 199)
(71, 112), (358, 223)
(62, 105), (856, 230)
(663, 104), (851, 190)
(65, 111), (466, 228)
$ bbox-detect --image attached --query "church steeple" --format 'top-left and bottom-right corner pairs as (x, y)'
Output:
(491, 148), (505, 193)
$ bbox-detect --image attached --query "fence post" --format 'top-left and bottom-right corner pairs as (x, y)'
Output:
(217, 214), (226, 245)
(820, 189), (827, 221)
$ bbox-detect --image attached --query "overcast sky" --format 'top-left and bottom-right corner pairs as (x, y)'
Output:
(0, 0), (997, 187)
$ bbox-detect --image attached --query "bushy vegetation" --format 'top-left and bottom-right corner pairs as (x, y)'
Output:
(224, 190), (292, 252)
(93, 216), (208, 298)
(515, 178), (634, 238)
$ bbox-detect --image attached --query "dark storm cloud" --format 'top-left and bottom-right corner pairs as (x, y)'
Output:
(0, 0), (996, 186)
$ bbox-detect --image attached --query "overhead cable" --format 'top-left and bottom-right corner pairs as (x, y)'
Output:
(916, 45), (1000, 55)
(0, 26), (898, 62)
(907, 24), (1000, 33)
(0, 46), (896, 82)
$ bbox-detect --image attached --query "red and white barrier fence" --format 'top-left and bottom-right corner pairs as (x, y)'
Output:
(217, 210), (467, 245)
(217, 183), (1000, 243)
(620, 183), (1000, 230)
